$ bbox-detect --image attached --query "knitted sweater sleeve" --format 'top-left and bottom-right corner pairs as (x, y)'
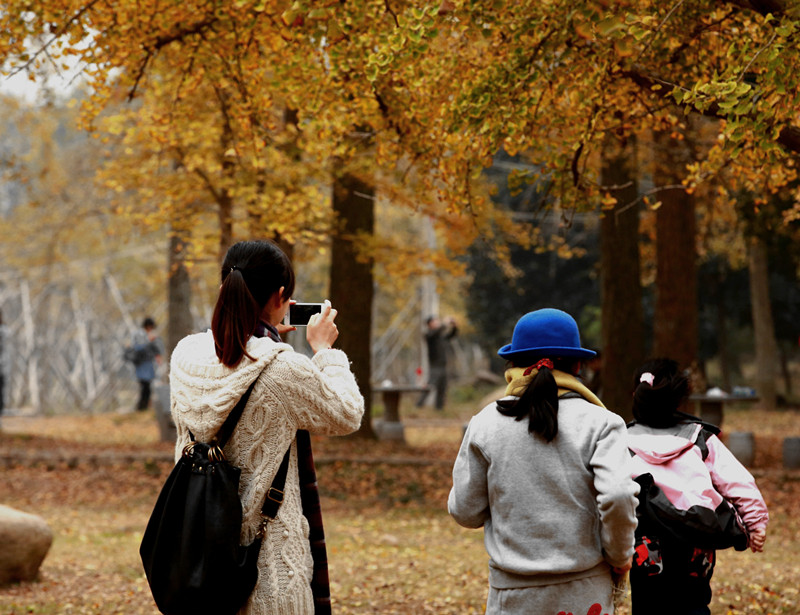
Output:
(274, 348), (364, 435)
(590, 414), (640, 568)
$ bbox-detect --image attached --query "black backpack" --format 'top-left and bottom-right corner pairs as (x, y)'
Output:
(123, 344), (149, 366)
(629, 416), (749, 552)
(140, 378), (291, 615)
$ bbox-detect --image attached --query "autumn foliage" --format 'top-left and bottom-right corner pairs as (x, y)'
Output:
(1, 1), (798, 260)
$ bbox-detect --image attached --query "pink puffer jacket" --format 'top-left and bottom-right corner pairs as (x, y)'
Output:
(628, 420), (769, 534)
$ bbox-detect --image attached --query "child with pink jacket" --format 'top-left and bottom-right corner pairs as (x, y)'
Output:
(626, 358), (768, 615)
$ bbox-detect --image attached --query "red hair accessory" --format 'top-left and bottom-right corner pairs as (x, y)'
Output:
(524, 358), (554, 376)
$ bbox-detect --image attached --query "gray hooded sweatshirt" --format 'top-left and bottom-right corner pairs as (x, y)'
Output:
(449, 397), (638, 589)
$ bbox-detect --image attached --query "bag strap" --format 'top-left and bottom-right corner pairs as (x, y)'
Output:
(215, 378), (260, 447)
(261, 446), (292, 520)
(188, 377), (260, 445)
(186, 372), (292, 526)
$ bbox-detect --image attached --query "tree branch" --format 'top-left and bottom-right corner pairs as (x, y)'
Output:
(8, 0), (104, 77)
(384, 0), (400, 27)
(725, 0), (789, 17)
(667, 9), (737, 65)
(635, 0), (689, 62)
(173, 146), (222, 203)
(127, 16), (218, 100)
(619, 67), (800, 155)
(737, 30), (779, 81)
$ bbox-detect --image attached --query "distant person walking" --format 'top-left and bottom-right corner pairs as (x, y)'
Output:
(626, 358), (769, 615)
(417, 315), (458, 411)
(449, 308), (638, 615)
(128, 317), (164, 412)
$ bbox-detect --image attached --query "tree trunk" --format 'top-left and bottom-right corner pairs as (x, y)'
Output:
(779, 344), (791, 397)
(217, 189), (234, 259)
(748, 236), (779, 410)
(600, 144), (645, 421)
(167, 230), (194, 361)
(652, 131), (698, 371)
(716, 270), (732, 392)
(329, 170), (376, 438)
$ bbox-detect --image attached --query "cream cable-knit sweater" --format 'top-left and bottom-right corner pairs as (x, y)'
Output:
(169, 330), (364, 615)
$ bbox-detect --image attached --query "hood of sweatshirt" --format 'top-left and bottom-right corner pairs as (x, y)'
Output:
(169, 329), (291, 442)
(627, 422), (703, 466)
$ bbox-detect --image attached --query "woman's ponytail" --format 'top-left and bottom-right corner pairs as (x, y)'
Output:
(211, 241), (295, 368)
(497, 358), (561, 442)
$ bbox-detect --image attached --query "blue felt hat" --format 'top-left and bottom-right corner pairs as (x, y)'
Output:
(498, 308), (596, 361)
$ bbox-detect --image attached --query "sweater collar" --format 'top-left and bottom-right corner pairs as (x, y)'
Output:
(504, 367), (606, 408)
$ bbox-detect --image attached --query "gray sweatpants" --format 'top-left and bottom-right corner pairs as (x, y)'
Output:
(486, 570), (616, 615)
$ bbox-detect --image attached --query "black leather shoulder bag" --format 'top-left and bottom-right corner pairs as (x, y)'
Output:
(140, 378), (291, 615)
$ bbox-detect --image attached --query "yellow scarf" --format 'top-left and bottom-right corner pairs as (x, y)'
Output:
(504, 367), (606, 409)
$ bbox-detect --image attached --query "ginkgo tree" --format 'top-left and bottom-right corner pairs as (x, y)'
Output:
(2, 0), (798, 415)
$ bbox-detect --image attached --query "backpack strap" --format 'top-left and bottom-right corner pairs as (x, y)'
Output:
(673, 412), (720, 462)
(674, 410), (721, 436)
(627, 413), (721, 435)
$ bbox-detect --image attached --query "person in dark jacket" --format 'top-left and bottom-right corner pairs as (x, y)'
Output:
(130, 317), (164, 411)
(416, 315), (457, 411)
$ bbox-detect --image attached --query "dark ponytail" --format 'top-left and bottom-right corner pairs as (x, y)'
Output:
(497, 358), (573, 442)
(211, 240), (295, 367)
(631, 358), (690, 428)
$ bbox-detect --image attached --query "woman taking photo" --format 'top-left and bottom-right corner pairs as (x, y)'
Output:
(449, 308), (638, 615)
(169, 239), (364, 614)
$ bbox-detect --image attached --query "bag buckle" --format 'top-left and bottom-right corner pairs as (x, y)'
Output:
(259, 487), (285, 529)
(266, 487), (284, 505)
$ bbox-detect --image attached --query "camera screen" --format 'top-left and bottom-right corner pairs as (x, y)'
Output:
(290, 303), (323, 326)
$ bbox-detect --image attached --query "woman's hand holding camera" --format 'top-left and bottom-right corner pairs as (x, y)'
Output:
(306, 300), (339, 353)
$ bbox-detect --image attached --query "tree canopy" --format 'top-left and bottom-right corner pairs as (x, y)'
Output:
(2, 1), (798, 256)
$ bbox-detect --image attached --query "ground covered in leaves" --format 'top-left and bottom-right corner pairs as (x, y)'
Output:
(1, 405), (799, 614)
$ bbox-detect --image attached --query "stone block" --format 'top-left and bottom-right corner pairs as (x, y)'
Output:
(0, 504), (53, 585)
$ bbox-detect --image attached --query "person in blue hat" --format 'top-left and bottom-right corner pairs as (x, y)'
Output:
(448, 308), (639, 615)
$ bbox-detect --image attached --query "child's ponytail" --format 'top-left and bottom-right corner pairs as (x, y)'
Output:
(631, 358), (690, 427)
(497, 358), (561, 442)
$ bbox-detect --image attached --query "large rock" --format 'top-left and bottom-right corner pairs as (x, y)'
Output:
(0, 504), (53, 584)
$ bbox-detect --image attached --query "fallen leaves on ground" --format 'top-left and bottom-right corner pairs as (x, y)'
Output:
(1, 409), (799, 614)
